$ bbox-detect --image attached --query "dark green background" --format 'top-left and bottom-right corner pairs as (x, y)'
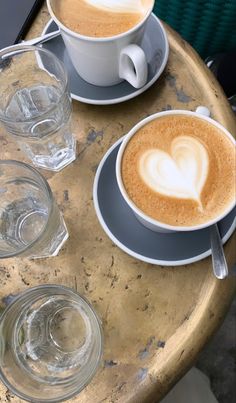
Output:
(153, 0), (236, 58)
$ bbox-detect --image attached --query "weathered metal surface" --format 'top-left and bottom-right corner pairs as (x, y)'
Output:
(0, 3), (235, 402)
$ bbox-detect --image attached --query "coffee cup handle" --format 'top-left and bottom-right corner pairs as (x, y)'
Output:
(119, 44), (148, 89)
(195, 106), (210, 117)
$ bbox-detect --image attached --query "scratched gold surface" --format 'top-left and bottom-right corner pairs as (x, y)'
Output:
(0, 3), (235, 402)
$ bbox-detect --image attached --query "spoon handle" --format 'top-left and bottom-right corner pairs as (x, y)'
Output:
(210, 224), (228, 279)
(0, 30), (60, 53)
(22, 30), (60, 46)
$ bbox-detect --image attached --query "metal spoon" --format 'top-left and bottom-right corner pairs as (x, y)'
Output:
(0, 30), (60, 53)
(210, 223), (228, 279)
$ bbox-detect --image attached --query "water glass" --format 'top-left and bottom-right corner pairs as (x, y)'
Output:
(0, 45), (76, 171)
(0, 285), (103, 402)
(0, 160), (68, 259)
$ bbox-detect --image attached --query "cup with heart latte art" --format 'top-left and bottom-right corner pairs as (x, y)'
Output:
(116, 107), (236, 233)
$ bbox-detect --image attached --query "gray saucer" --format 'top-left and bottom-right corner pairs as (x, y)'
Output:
(41, 14), (169, 105)
(93, 138), (236, 266)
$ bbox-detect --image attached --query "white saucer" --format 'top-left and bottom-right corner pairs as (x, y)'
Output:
(41, 14), (169, 105)
(93, 138), (236, 266)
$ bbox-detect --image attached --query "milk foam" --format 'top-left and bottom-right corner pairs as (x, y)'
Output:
(139, 136), (209, 203)
(85, 0), (145, 13)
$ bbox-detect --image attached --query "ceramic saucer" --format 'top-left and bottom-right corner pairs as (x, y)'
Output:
(93, 138), (236, 266)
(41, 14), (169, 105)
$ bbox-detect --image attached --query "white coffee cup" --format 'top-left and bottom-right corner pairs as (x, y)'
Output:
(47, 0), (154, 88)
(116, 107), (236, 233)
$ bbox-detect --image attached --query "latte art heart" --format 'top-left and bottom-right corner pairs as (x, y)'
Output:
(139, 136), (209, 203)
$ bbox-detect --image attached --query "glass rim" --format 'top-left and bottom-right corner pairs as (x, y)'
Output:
(0, 45), (69, 125)
(0, 284), (103, 403)
(0, 284), (102, 325)
(0, 160), (54, 258)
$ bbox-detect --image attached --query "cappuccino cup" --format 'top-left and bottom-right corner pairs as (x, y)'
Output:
(47, 0), (154, 88)
(116, 107), (236, 233)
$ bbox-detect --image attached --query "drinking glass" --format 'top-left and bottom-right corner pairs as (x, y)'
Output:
(0, 285), (103, 402)
(0, 45), (76, 171)
(0, 160), (68, 259)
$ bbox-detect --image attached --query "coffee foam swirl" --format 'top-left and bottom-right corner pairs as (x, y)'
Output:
(139, 136), (209, 204)
(85, 0), (145, 13)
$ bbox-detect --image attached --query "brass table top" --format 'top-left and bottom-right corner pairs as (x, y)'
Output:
(0, 3), (235, 403)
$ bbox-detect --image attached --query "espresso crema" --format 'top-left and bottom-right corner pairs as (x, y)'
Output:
(121, 115), (236, 227)
(53, 0), (153, 37)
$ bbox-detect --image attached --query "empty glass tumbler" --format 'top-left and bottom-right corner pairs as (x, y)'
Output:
(0, 285), (103, 402)
(0, 45), (76, 171)
(0, 160), (68, 259)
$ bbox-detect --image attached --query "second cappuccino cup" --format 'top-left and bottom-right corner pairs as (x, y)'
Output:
(116, 108), (236, 233)
(47, 0), (155, 88)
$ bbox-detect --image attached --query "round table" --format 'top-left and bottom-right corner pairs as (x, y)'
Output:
(0, 3), (235, 402)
